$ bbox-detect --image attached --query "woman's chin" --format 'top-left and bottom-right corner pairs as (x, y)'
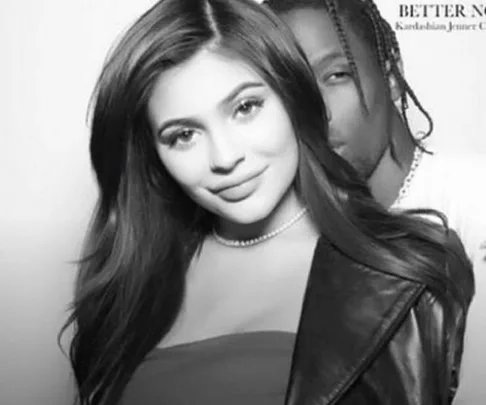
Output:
(216, 208), (271, 227)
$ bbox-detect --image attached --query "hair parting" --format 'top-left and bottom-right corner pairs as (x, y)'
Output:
(61, 1), (473, 404)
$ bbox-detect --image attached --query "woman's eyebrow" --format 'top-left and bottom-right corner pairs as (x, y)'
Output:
(156, 81), (265, 135)
(218, 81), (265, 107)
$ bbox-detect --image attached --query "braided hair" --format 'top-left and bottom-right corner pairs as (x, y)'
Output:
(265, 0), (433, 151)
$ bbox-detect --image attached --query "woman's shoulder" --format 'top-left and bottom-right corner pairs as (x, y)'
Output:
(313, 231), (473, 325)
(443, 229), (475, 307)
(290, 237), (433, 403)
(300, 235), (471, 403)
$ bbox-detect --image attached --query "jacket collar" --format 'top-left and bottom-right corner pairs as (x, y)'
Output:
(285, 237), (425, 404)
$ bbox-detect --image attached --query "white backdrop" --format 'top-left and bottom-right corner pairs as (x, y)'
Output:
(1, 1), (485, 404)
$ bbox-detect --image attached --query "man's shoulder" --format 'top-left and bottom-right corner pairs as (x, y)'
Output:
(421, 149), (484, 173)
(411, 149), (484, 194)
(402, 148), (486, 264)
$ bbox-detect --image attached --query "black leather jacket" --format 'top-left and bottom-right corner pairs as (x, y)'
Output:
(285, 234), (474, 405)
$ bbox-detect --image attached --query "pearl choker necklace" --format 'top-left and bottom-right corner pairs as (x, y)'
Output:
(213, 207), (308, 248)
(391, 144), (424, 208)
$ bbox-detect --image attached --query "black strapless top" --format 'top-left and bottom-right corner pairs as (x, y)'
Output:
(120, 331), (296, 405)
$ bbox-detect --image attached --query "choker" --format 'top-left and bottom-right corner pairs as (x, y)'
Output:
(213, 207), (308, 248)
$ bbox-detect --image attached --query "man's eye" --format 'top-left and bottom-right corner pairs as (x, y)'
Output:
(331, 72), (350, 79)
(234, 98), (264, 119)
(324, 71), (352, 83)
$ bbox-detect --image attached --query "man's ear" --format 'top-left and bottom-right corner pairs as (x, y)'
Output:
(386, 56), (404, 104)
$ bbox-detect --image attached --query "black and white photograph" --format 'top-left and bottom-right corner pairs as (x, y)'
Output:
(1, 0), (485, 404)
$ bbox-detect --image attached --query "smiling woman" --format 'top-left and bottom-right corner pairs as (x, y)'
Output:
(148, 49), (299, 229)
(61, 0), (474, 404)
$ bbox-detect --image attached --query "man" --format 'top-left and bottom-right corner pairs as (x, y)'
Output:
(266, 0), (485, 403)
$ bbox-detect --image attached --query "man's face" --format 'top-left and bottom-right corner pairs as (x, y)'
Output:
(281, 8), (392, 179)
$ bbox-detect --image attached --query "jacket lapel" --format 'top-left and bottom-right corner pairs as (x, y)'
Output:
(285, 237), (425, 405)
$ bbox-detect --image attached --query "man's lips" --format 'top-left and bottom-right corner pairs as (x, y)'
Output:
(330, 141), (346, 155)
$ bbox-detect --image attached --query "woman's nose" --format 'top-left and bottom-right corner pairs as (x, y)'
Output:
(209, 130), (245, 173)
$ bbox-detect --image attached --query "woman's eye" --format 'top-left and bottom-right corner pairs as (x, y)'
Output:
(177, 129), (194, 142)
(164, 128), (197, 148)
(234, 98), (264, 119)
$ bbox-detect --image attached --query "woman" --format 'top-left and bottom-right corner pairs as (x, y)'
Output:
(62, 0), (474, 404)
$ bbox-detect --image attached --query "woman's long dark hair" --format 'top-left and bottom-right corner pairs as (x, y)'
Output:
(61, 0), (474, 404)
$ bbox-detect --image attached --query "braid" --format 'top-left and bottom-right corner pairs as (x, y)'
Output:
(324, 0), (368, 114)
(361, 0), (433, 148)
(266, 0), (434, 149)
(361, 0), (402, 161)
(362, 4), (387, 77)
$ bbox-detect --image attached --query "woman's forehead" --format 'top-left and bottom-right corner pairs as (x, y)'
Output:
(147, 49), (267, 121)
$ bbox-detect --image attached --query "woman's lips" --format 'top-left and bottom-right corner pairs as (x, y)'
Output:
(212, 168), (266, 202)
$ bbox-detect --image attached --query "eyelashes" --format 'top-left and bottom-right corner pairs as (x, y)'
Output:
(320, 69), (353, 84)
(233, 98), (265, 119)
(328, 71), (352, 80)
(159, 96), (266, 149)
(163, 128), (197, 148)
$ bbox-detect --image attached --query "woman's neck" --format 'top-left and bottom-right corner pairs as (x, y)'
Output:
(215, 187), (306, 241)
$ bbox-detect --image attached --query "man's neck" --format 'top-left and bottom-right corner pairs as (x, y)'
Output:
(367, 111), (416, 208)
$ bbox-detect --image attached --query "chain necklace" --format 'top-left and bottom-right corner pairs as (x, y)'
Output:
(390, 145), (424, 208)
(213, 207), (308, 248)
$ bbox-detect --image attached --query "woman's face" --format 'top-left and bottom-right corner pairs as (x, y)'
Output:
(147, 48), (299, 225)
